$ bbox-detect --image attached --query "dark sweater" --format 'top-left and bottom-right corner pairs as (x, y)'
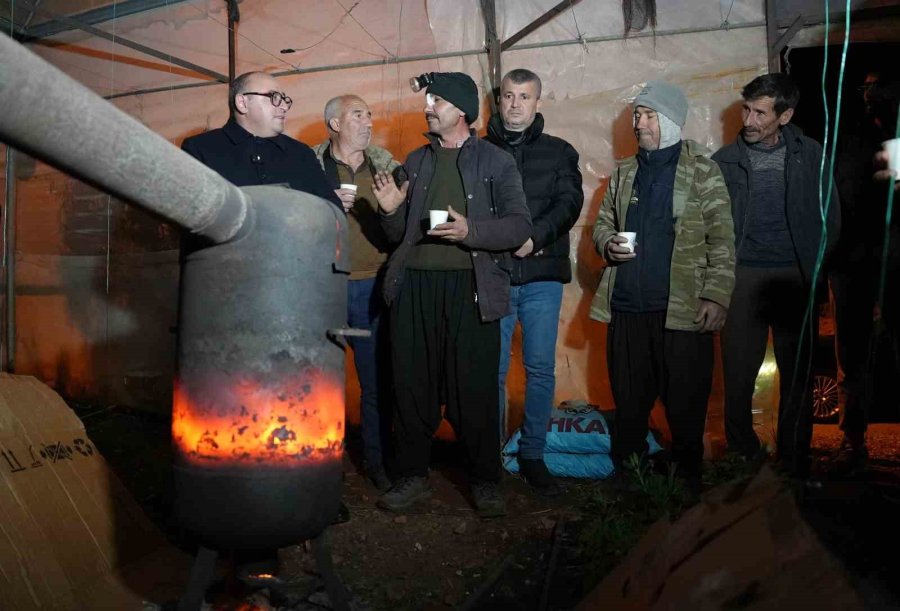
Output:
(712, 123), (841, 287)
(611, 140), (681, 313)
(739, 138), (794, 267)
(406, 147), (471, 270)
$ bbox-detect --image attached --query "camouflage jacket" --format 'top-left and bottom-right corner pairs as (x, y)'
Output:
(312, 141), (401, 183)
(589, 140), (735, 331)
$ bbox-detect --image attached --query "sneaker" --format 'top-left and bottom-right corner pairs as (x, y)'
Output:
(471, 481), (507, 518)
(377, 476), (431, 512)
(518, 458), (563, 497)
(367, 463), (392, 492)
(831, 439), (869, 477)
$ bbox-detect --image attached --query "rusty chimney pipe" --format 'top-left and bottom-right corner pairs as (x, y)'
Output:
(0, 35), (247, 244)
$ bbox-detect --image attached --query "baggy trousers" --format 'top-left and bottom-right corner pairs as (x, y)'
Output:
(607, 310), (713, 477)
(390, 269), (501, 482)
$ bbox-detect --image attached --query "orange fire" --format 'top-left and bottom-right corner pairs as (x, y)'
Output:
(172, 371), (344, 467)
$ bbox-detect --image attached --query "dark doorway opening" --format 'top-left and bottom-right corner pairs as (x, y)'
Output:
(785, 41), (900, 424)
(784, 42), (900, 145)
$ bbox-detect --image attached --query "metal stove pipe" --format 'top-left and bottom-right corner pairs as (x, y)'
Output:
(0, 35), (247, 244)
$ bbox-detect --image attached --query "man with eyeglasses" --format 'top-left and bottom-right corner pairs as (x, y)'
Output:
(182, 71), (339, 212)
(178, 72), (347, 579)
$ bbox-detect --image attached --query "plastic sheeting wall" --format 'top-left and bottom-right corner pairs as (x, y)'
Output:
(4, 0), (768, 426)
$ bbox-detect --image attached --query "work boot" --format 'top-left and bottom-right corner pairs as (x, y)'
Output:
(471, 481), (506, 518)
(518, 457), (563, 497)
(366, 462), (392, 492)
(831, 438), (869, 477)
(377, 476), (431, 512)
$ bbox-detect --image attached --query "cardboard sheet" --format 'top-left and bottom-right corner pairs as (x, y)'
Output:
(0, 373), (189, 610)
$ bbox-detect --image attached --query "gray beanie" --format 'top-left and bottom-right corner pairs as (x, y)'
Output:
(633, 80), (688, 127)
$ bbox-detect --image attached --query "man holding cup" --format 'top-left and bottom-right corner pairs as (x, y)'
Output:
(372, 72), (531, 517)
(590, 81), (735, 491)
(314, 95), (404, 491)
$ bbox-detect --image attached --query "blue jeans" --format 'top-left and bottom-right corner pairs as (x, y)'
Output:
(347, 277), (388, 468)
(498, 281), (563, 459)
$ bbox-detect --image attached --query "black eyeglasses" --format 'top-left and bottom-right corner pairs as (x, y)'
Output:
(241, 91), (293, 109)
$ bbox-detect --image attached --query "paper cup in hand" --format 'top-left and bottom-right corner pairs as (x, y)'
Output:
(340, 183), (358, 194)
(884, 139), (900, 177)
(429, 210), (449, 229)
(616, 231), (637, 253)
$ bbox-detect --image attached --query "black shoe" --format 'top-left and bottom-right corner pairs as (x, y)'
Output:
(831, 439), (869, 477)
(377, 476), (431, 512)
(367, 463), (392, 492)
(518, 458), (563, 497)
(471, 481), (506, 518)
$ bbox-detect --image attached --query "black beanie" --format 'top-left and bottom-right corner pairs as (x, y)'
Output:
(426, 72), (479, 124)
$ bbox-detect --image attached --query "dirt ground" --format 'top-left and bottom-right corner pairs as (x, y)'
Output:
(81, 404), (900, 611)
(290, 440), (592, 611)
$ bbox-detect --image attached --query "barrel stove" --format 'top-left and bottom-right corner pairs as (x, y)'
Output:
(174, 187), (346, 549)
(0, 37), (347, 553)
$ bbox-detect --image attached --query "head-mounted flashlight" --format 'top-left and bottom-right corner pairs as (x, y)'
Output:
(409, 72), (435, 93)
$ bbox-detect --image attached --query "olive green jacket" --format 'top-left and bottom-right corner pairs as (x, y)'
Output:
(590, 140), (735, 331)
(312, 141), (401, 180)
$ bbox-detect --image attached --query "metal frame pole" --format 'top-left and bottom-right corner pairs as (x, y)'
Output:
(2, 147), (16, 372)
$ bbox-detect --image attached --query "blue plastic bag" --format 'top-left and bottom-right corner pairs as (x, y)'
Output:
(502, 403), (662, 479)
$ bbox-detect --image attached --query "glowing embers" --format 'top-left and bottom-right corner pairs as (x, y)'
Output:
(172, 371), (344, 466)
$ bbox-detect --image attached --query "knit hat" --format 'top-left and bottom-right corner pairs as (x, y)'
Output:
(426, 72), (480, 124)
(633, 80), (688, 127)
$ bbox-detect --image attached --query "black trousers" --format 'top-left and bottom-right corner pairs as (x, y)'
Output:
(607, 311), (713, 477)
(830, 263), (878, 442)
(723, 265), (817, 473)
(390, 269), (501, 482)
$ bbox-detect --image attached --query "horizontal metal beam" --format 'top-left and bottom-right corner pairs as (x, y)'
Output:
(776, 5), (900, 29)
(18, 0), (226, 82)
(21, 0), (190, 40)
(272, 47), (488, 78)
(505, 20), (766, 52)
(106, 47), (490, 99)
(104, 20), (769, 101)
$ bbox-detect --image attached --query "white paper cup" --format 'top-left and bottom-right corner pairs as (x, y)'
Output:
(616, 231), (637, 253)
(340, 183), (358, 193)
(884, 138), (900, 177)
(429, 210), (449, 229)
